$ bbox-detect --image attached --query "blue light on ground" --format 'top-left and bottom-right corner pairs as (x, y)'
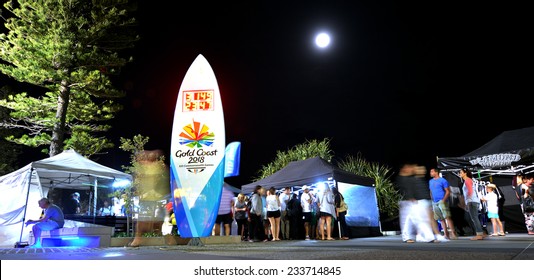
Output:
(42, 236), (100, 248)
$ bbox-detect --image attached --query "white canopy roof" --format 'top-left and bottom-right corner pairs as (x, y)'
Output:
(31, 149), (132, 189)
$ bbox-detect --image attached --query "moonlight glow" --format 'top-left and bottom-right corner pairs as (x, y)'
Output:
(315, 33), (331, 48)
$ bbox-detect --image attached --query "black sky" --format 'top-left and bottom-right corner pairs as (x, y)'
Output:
(105, 1), (531, 187)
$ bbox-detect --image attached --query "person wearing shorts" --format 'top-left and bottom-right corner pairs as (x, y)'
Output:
(213, 186), (235, 236)
(266, 187), (282, 241)
(300, 185), (314, 240)
(429, 167), (458, 240)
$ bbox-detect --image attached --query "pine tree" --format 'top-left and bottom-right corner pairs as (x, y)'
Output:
(0, 0), (138, 157)
(0, 84), (21, 175)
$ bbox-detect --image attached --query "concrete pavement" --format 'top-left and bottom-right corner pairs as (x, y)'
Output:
(1, 233), (533, 260)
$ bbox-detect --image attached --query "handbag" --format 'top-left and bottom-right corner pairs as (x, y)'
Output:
(524, 195), (534, 212)
(337, 196), (348, 213)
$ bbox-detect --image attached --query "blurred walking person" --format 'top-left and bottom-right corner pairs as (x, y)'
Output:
(129, 149), (170, 247)
(396, 163), (435, 243)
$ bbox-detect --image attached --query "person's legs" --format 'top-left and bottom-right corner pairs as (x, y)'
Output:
(213, 223), (221, 236)
(285, 216), (290, 239)
(326, 215), (333, 240)
(440, 201), (458, 239)
(284, 212), (290, 239)
(310, 212), (317, 239)
(439, 219), (448, 237)
(445, 217), (458, 239)
(290, 216), (299, 239)
(467, 202), (485, 240)
(224, 223), (230, 236)
(264, 219), (271, 240)
(237, 219), (244, 240)
(268, 216), (275, 240)
(244, 220), (249, 240)
(318, 216), (325, 240)
(248, 218), (255, 241)
(426, 206), (440, 238)
(415, 201), (436, 242)
(254, 216), (263, 240)
(253, 214), (265, 241)
(280, 211), (288, 240)
(490, 217), (498, 235)
(31, 221), (59, 247)
(399, 200), (416, 242)
(303, 212), (311, 239)
(130, 220), (153, 246)
(339, 211), (349, 239)
(496, 218), (504, 235)
(428, 211), (440, 237)
(274, 217), (281, 240)
(30, 224), (43, 247)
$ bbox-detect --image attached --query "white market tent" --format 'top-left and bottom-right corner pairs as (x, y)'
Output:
(0, 149), (132, 247)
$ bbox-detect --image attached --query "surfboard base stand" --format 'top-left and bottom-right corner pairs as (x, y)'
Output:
(14, 241), (29, 248)
(187, 237), (204, 247)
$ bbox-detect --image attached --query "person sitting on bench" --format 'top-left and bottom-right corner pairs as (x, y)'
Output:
(25, 198), (65, 248)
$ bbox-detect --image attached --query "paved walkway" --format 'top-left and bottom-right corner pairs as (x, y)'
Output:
(2, 234), (531, 280)
(1, 233), (533, 260)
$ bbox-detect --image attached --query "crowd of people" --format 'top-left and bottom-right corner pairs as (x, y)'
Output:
(206, 164), (534, 244)
(395, 162), (534, 243)
(24, 159), (534, 248)
(209, 183), (351, 242)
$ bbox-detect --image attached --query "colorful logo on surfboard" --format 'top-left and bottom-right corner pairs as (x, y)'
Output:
(178, 120), (215, 148)
(175, 119), (218, 174)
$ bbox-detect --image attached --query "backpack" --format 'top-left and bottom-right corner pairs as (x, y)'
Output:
(286, 197), (302, 217)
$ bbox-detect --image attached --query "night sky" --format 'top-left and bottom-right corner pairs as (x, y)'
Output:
(107, 1), (532, 187)
(5, 1), (530, 187)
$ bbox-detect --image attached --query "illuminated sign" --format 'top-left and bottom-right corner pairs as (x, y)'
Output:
(182, 90), (214, 112)
(171, 54), (225, 238)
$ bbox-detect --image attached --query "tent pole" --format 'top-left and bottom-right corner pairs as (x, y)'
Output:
(93, 177), (98, 224)
(18, 167), (34, 244)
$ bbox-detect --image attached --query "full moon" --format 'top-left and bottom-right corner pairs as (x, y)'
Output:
(315, 32), (331, 48)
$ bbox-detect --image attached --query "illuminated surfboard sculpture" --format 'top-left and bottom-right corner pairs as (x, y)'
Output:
(170, 54), (225, 238)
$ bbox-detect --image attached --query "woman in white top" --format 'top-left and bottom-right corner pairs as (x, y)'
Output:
(266, 187), (281, 241)
(317, 184), (336, 240)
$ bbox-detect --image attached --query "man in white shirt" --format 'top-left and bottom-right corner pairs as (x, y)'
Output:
(279, 187), (291, 240)
(300, 185), (314, 240)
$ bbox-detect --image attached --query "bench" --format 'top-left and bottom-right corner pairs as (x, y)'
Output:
(64, 215), (132, 235)
(31, 219), (114, 248)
